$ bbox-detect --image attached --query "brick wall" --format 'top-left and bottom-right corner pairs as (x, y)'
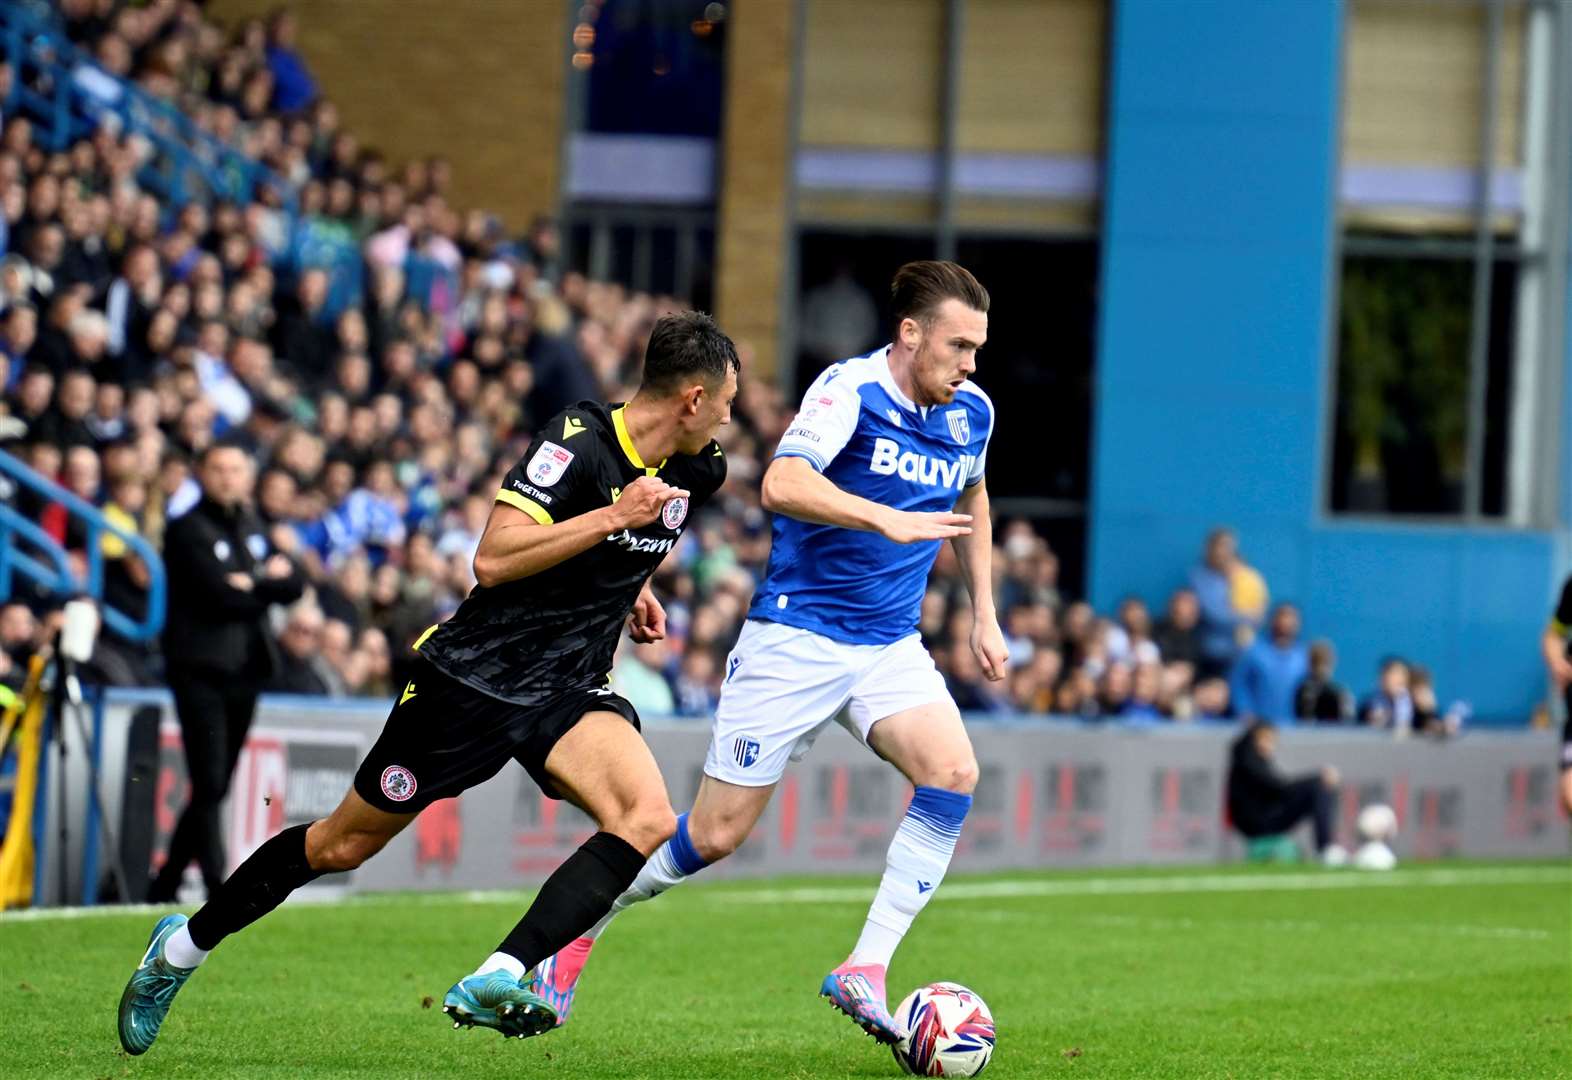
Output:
(205, 0), (567, 229)
(714, 1), (794, 379)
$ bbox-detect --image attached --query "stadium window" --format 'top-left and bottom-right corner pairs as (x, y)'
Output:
(1328, 0), (1563, 523)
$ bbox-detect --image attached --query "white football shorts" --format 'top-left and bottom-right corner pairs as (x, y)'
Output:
(702, 618), (953, 787)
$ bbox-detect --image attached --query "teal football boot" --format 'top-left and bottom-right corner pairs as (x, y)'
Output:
(442, 970), (558, 1039)
(117, 913), (197, 1055)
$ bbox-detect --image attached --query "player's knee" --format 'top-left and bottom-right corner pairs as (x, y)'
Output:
(613, 801), (677, 857)
(306, 825), (386, 873)
(927, 756), (980, 795)
(688, 818), (742, 862)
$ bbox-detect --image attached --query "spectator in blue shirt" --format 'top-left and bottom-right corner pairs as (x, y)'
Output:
(1230, 603), (1309, 722)
(265, 10), (318, 113)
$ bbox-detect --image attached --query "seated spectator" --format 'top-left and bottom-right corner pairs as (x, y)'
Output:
(1409, 665), (1467, 738)
(945, 641), (1009, 715)
(1359, 657), (1414, 732)
(1230, 602), (1308, 722)
(1098, 660), (1134, 717)
(1226, 720), (1340, 859)
(1189, 527), (1267, 678)
(672, 648), (721, 718)
(267, 601), (338, 696)
(1107, 597), (1160, 667)
(1190, 676), (1232, 721)
(1122, 661), (1164, 721)
(611, 637), (675, 716)
(1294, 639), (1354, 724)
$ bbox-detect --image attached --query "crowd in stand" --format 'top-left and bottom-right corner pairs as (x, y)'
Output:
(0, 1), (1464, 734)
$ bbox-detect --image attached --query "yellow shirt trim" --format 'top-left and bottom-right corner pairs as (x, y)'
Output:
(411, 624), (438, 653)
(611, 405), (665, 477)
(494, 488), (553, 525)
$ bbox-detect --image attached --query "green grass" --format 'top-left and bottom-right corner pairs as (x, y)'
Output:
(1, 861), (1569, 1079)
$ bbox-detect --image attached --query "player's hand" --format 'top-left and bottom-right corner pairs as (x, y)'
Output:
(629, 585), (666, 643)
(613, 476), (691, 529)
(225, 572), (254, 592)
(878, 509), (972, 544)
(1550, 656), (1572, 690)
(971, 614), (1009, 681)
(263, 553), (293, 579)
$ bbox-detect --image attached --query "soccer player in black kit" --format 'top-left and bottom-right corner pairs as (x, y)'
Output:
(118, 312), (738, 1055)
(1541, 575), (1572, 815)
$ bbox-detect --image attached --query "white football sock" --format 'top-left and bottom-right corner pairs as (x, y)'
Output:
(584, 812), (709, 942)
(850, 786), (973, 970)
(162, 924), (209, 969)
(472, 951), (526, 980)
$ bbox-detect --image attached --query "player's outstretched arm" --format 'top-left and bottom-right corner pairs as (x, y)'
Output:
(474, 476), (689, 587)
(760, 456), (972, 544)
(952, 480), (1008, 681)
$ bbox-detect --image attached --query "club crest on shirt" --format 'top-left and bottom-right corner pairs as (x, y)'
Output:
(527, 440), (574, 487)
(662, 495), (689, 530)
(946, 408), (970, 445)
(380, 765), (417, 802)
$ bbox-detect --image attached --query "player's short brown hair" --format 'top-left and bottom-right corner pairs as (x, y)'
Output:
(890, 261), (989, 335)
(641, 311), (741, 394)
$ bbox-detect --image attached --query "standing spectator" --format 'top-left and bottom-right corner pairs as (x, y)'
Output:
(264, 11), (318, 113)
(1294, 640), (1354, 724)
(1226, 720), (1341, 860)
(1230, 603), (1309, 722)
(148, 442), (304, 902)
(799, 263), (878, 370)
(271, 268), (333, 381)
(1153, 587), (1202, 671)
(1360, 657), (1415, 732)
(1189, 527), (1267, 678)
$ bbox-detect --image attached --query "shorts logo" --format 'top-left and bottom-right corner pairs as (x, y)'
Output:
(946, 408), (970, 444)
(733, 736), (761, 769)
(662, 496), (689, 530)
(725, 655), (741, 683)
(526, 441), (574, 487)
(380, 765), (418, 803)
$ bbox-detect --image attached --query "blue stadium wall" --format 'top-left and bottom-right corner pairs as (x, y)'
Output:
(1087, 0), (1571, 722)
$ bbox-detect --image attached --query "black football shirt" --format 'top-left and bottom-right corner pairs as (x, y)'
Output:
(420, 400), (726, 705)
(1552, 577), (1572, 765)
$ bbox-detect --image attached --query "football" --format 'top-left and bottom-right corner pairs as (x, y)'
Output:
(1357, 803), (1398, 843)
(890, 982), (996, 1077)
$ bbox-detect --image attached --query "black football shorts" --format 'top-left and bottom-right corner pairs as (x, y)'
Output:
(352, 654), (641, 812)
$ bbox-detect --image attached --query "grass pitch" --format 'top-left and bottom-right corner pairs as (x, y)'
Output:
(1, 861), (1567, 1079)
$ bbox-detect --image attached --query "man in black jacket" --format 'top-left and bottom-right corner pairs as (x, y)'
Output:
(1226, 720), (1340, 858)
(147, 441), (304, 902)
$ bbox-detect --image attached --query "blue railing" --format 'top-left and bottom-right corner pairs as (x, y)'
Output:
(0, 448), (166, 642)
(0, 4), (286, 213)
(0, 3), (363, 316)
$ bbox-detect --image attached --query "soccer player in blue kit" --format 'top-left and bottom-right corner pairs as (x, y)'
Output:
(527, 261), (1007, 1043)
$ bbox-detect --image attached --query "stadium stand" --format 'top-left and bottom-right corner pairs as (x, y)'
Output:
(0, 0), (1468, 732)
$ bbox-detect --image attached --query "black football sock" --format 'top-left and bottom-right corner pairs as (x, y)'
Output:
(496, 831), (646, 971)
(186, 823), (324, 951)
